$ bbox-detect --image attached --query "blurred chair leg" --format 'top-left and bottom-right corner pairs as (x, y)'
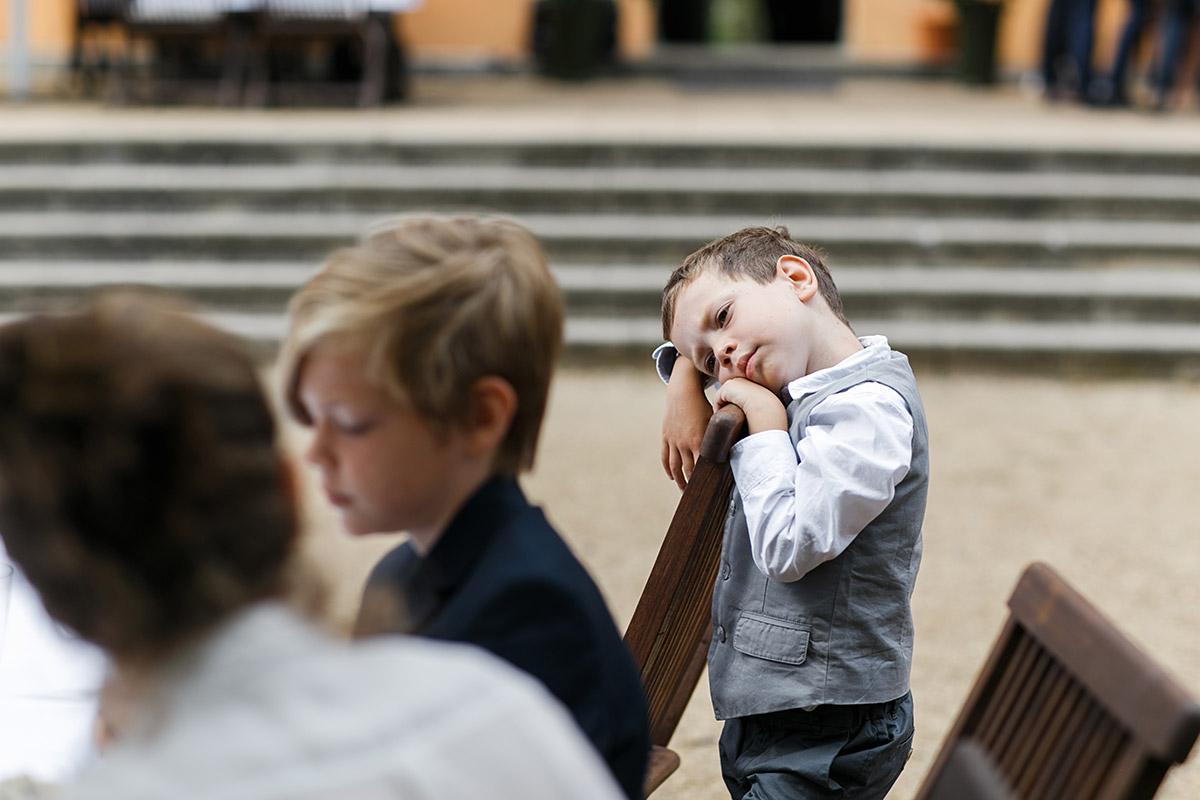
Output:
(358, 14), (388, 108)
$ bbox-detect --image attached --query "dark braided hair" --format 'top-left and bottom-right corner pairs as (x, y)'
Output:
(0, 293), (296, 663)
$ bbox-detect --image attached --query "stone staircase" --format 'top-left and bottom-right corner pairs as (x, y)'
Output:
(3, 137), (1200, 375)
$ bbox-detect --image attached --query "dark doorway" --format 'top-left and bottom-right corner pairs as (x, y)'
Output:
(659, 0), (841, 44)
(766, 0), (840, 42)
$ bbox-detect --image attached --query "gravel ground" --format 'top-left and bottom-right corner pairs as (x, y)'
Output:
(286, 365), (1200, 800)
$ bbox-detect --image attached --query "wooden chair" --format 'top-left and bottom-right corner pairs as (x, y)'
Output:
(244, 1), (406, 107)
(111, 1), (253, 105)
(913, 562), (1200, 800)
(623, 403), (746, 796)
(70, 0), (129, 95)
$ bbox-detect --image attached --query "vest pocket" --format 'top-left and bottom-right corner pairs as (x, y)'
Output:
(732, 612), (811, 665)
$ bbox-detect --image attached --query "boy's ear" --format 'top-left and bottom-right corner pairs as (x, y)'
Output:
(777, 255), (819, 302)
(463, 376), (518, 457)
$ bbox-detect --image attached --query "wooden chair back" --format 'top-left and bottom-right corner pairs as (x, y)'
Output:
(623, 404), (746, 796)
(914, 562), (1200, 800)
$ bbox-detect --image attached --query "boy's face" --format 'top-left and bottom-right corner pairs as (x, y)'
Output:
(670, 257), (818, 393)
(296, 344), (473, 547)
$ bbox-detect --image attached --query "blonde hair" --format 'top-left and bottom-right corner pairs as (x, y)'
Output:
(281, 215), (564, 476)
(662, 225), (848, 339)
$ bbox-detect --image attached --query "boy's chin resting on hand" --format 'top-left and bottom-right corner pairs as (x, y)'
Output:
(716, 377), (787, 435)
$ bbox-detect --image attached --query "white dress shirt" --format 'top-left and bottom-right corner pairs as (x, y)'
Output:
(729, 336), (915, 582)
(654, 335), (915, 583)
(58, 602), (625, 800)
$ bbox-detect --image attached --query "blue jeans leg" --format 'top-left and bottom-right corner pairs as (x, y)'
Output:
(1067, 0), (1099, 95)
(1109, 0), (1150, 98)
(1154, 0), (1197, 96)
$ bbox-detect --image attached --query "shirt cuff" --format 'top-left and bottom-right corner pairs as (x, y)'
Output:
(651, 342), (677, 386)
(729, 429), (798, 489)
(652, 342), (718, 390)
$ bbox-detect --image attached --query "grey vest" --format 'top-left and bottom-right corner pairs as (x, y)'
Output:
(708, 351), (928, 719)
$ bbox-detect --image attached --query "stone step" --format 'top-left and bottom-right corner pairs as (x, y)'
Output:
(6, 164), (1200, 221)
(0, 261), (320, 313)
(3, 307), (1197, 376)
(2, 132), (1196, 376)
(3, 211), (1200, 268)
(4, 261), (1199, 327)
(3, 138), (1200, 175)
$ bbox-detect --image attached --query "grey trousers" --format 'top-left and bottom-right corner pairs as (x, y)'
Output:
(719, 693), (914, 800)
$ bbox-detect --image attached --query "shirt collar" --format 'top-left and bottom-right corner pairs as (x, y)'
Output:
(783, 335), (891, 401)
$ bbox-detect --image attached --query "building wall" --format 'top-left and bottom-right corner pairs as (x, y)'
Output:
(0, 0), (1135, 82)
(846, 0), (1127, 72)
(0, 0), (74, 54)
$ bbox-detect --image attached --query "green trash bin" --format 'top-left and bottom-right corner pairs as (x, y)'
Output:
(955, 0), (1003, 86)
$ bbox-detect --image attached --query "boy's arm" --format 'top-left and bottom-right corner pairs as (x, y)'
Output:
(660, 354), (713, 490)
(729, 384), (914, 583)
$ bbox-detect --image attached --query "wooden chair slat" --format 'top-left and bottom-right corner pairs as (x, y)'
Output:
(1009, 563), (1200, 764)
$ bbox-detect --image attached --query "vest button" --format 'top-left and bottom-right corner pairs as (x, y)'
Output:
(717, 626), (727, 643)
(721, 562), (731, 580)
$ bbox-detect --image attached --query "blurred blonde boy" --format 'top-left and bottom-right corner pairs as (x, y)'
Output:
(281, 215), (651, 800)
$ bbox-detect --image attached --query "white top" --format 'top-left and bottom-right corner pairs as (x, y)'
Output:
(58, 603), (625, 800)
(654, 336), (915, 583)
(0, 542), (109, 785)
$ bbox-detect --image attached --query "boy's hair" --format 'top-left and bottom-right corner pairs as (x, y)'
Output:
(0, 293), (296, 663)
(281, 215), (564, 476)
(661, 225), (848, 339)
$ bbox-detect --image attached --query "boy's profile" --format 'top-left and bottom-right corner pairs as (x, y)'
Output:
(658, 226), (929, 800)
(0, 293), (627, 800)
(281, 215), (651, 800)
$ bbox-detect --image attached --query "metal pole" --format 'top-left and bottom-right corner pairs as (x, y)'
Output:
(8, 0), (31, 101)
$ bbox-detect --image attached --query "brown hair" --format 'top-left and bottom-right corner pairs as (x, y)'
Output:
(0, 293), (296, 663)
(280, 215), (564, 476)
(661, 225), (848, 339)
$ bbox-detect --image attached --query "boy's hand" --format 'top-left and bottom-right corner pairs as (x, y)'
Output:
(716, 378), (787, 435)
(661, 356), (712, 490)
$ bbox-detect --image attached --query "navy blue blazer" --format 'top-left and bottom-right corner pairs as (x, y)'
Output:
(361, 476), (650, 800)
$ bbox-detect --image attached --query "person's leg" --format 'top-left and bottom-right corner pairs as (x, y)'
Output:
(1153, 0), (1196, 106)
(827, 694), (915, 800)
(719, 717), (753, 800)
(1042, 0), (1072, 91)
(718, 696), (915, 800)
(1108, 0), (1150, 104)
(1068, 0), (1099, 99)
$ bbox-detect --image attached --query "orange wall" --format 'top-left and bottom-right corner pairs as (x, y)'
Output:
(847, 0), (1127, 71)
(401, 0), (654, 61)
(0, 0), (1135, 75)
(0, 0), (73, 54)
